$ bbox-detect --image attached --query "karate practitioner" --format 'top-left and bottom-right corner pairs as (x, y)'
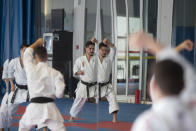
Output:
(69, 41), (98, 122)
(130, 32), (196, 131)
(132, 60), (196, 131)
(19, 38), (66, 131)
(8, 44), (29, 104)
(0, 59), (10, 131)
(97, 41), (119, 123)
(0, 44), (29, 131)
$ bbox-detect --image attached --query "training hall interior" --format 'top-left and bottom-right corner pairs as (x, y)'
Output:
(0, 0), (196, 131)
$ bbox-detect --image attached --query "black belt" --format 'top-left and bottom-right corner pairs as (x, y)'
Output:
(30, 97), (54, 103)
(16, 83), (28, 90)
(11, 83), (29, 103)
(81, 81), (97, 98)
(98, 81), (110, 99)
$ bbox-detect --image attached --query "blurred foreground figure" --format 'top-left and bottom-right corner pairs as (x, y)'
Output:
(130, 32), (196, 131)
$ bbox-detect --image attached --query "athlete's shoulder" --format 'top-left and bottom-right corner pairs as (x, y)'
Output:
(48, 65), (62, 76)
(3, 59), (9, 66)
(10, 57), (20, 63)
(75, 56), (85, 63)
(132, 109), (154, 131)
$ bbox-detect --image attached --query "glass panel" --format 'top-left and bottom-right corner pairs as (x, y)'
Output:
(101, 0), (112, 40)
(145, 0), (158, 37)
(127, 0), (141, 95)
(172, 0), (196, 65)
(117, 38), (127, 95)
(42, 1), (99, 130)
(85, 0), (97, 42)
(85, 1), (98, 130)
(142, 0), (158, 101)
(116, 0), (127, 96)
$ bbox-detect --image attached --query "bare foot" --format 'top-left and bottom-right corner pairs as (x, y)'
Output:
(112, 119), (118, 123)
(0, 128), (4, 131)
(112, 112), (117, 123)
(69, 116), (74, 122)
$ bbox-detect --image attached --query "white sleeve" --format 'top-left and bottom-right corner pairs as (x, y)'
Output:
(73, 58), (81, 78)
(54, 72), (65, 98)
(132, 112), (154, 131)
(2, 59), (9, 79)
(156, 48), (196, 99)
(8, 59), (16, 79)
(108, 47), (116, 62)
(23, 48), (36, 74)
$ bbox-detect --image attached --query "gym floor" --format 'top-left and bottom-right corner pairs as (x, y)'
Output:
(3, 98), (151, 131)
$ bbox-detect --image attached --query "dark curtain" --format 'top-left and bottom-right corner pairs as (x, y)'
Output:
(0, 0), (37, 65)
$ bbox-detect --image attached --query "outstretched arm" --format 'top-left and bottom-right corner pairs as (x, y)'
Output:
(29, 38), (44, 49)
(175, 39), (193, 52)
(130, 32), (194, 55)
(91, 37), (99, 54)
(129, 31), (163, 55)
(23, 38), (44, 72)
(102, 38), (116, 61)
(130, 31), (196, 100)
(108, 42), (116, 62)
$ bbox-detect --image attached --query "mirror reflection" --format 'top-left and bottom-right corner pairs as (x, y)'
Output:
(0, 0), (196, 131)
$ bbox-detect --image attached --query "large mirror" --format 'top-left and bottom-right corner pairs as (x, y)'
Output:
(43, 0), (99, 130)
(0, 0), (196, 131)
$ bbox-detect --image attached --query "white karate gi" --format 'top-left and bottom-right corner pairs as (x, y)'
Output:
(8, 57), (29, 104)
(97, 47), (119, 114)
(132, 96), (196, 131)
(155, 48), (196, 122)
(134, 48), (196, 131)
(0, 59), (10, 128)
(1, 59), (9, 104)
(19, 48), (66, 131)
(2, 59), (9, 80)
(70, 55), (98, 117)
(0, 57), (29, 128)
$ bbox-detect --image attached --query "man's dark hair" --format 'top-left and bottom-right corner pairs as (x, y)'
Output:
(99, 42), (108, 49)
(34, 46), (48, 61)
(85, 41), (95, 48)
(153, 59), (184, 95)
(20, 43), (29, 50)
